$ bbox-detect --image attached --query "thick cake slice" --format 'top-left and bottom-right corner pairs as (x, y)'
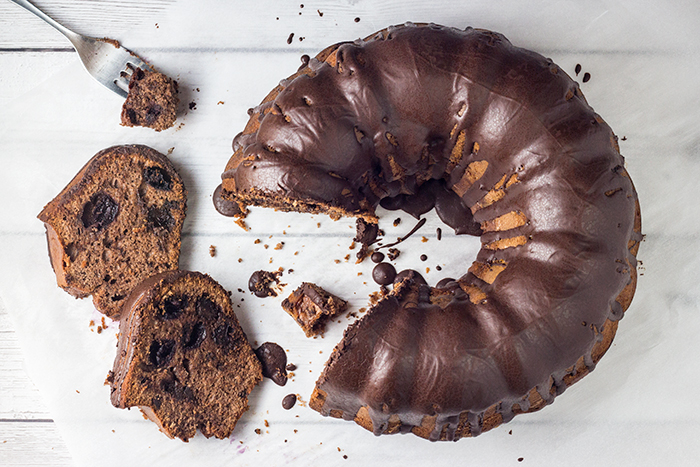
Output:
(109, 270), (262, 441)
(38, 145), (186, 319)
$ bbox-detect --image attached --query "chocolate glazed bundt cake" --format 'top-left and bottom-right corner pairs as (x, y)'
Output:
(215, 23), (642, 440)
(38, 145), (187, 319)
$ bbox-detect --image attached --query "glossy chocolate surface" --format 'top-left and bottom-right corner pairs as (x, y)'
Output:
(220, 23), (640, 439)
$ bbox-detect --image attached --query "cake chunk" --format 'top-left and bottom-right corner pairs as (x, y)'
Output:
(121, 67), (179, 131)
(109, 270), (262, 441)
(38, 145), (187, 319)
(282, 283), (348, 337)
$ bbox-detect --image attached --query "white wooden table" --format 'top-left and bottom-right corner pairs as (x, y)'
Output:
(2, 1), (700, 466)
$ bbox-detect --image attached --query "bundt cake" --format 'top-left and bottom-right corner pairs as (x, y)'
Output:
(38, 145), (187, 319)
(215, 23), (642, 440)
(109, 270), (262, 441)
(121, 67), (179, 131)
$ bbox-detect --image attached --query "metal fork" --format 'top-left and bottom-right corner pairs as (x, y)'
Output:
(10, 0), (154, 98)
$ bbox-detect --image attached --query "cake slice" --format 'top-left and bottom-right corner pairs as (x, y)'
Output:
(38, 145), (186, 319)
(109, 270), (262, 441)
(121, 67), (179, 131)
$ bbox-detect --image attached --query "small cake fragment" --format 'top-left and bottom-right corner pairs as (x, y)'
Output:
(109, 270), (262, 441)
(282, 283), (348, 337)
(121, 67), (179, 131)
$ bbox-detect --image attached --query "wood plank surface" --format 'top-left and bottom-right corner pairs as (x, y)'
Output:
(1, 1), (699, 466)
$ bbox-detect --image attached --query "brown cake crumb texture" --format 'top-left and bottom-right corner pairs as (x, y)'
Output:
(109, 270), (262, 441)
(282, 283), (348, 337)
(121, 68), (179, 131)
(37, 145), (186, 319)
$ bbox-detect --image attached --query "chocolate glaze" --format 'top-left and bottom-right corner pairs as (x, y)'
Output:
(254, 342), (288, 386)
(219, 23), (641, 440)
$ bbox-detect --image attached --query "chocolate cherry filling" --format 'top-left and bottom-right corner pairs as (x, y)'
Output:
(218, 23), (641, 440)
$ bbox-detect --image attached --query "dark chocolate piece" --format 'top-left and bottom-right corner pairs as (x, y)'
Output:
(254, 342), (288, 386)
(282, 283), (348, 337)
(213, 184), (242, 217)
(370, 251), (385, 263)
(372, 263), (396, 286)
(282, 393), (297, 410)
(248, 270), (281, 298)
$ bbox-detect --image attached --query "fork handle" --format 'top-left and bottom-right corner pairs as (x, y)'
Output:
(9, 0), (81, 42)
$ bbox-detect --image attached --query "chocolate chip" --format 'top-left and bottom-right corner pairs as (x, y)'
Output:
(196, 295), (221, 321)
(420, 254), (428, 261)
(370, 251), (385, 263)
(149, 339), (176, 367)
(144, 103), (163, 124)
(82, 192), (119, 230)
(213, 184), (243, 217)
(282, 393), (297, 410)
(286, 363), (297, 371)
(147, 205), (175, 230)
(143, 166), (172, 190)
(583, 72), (591, 83)
(160, 295), (187, 320)
(575, 63), (582, 76)
(372, 262), (396, 285)
(183, 322), (206, 349)
(255, 342), (288, 386)
(248, 270), (280, 298)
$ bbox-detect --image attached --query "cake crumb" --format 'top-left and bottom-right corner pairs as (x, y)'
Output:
(393, 218), (401, 226)
(264, 420), (269, 427)
(167, 147), (174, 155)
(217, 101), (225, 105)
(421, 236), (428, 242)
(188, 101), (196, 110)
(238, 258), (243, 263)
(387, 248), (400, 261)
(275, 242), (284, 250)
(234, 218), (248, 230)
(255, 428), (262, 435)
(209, 245), (216, 257)
(254, 239), (261, 244)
